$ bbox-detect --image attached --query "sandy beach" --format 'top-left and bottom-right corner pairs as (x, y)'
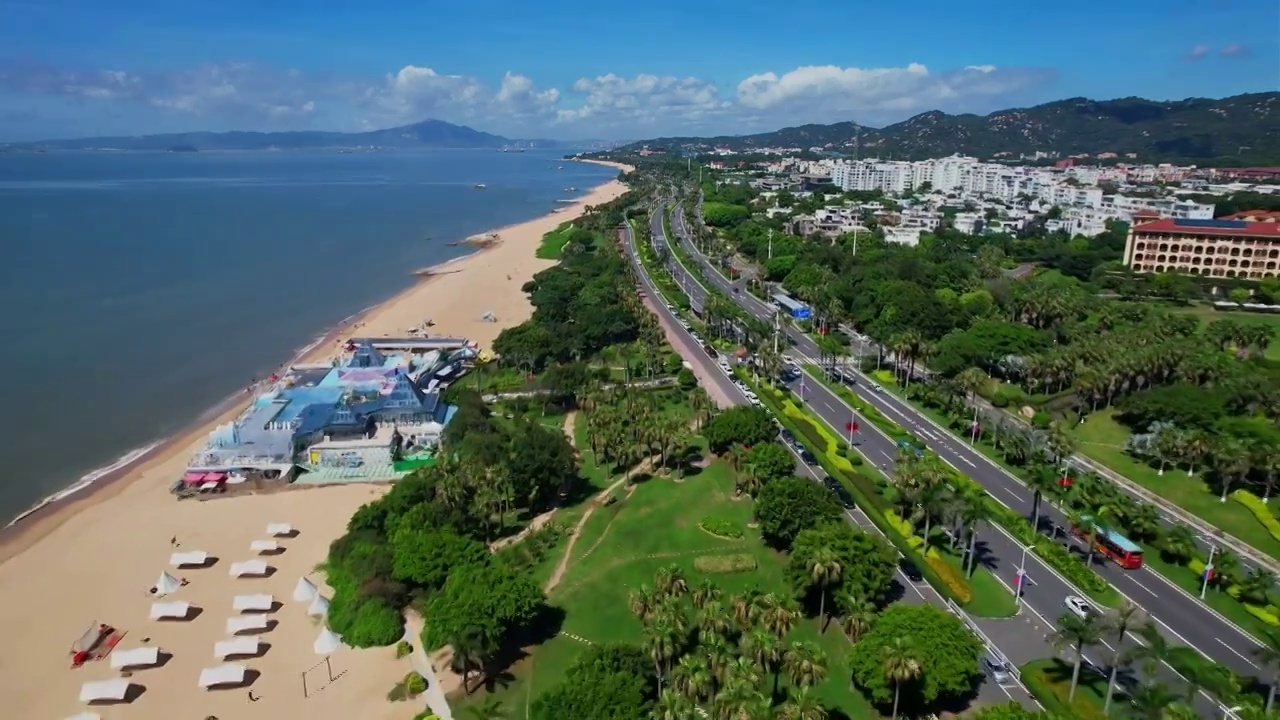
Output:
(0, 158), (632, 720)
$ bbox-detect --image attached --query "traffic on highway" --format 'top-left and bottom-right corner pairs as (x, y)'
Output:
(630, 196), (1266, 713)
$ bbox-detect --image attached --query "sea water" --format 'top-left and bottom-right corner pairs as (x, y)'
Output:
(0, 149), (616, 521)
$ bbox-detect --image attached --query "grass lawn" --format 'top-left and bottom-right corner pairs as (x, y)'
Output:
(1157, 303), (1280, 361)
(535, 221), (575, 259)
(1071, 409), (1280, 561)
(452, 460), (882, 719)
(1021, 658), (1111, 720)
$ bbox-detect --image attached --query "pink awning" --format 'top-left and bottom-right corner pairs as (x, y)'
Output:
(202, 472), (226, 482)
(182, 472), (206, 484)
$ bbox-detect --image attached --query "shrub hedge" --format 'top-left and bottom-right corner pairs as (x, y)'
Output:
(746, 373), (975, 607)
(1232, 490), (1280, 544)
(699, 516), (744, 539)
(1020, 659), (1107, 720)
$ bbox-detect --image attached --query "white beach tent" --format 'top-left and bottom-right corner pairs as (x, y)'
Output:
(198, 663), (248, 689)
(307, 593), (330, 617)
(314, 627), (344, 655)
(109, 646), (160, 670)
(65, 712), (101, 720)
(153, 571), (182, 596)
(293, 577), (318, 602)
(232, 593), (275, 613)
(213, 637), (261, 660)
(250, 539), (279, 553)
(225, 615), (271, 635)
(226, 472), (248, 485)
(266, 522), (294, 537)
(149, 601), (192, 621)
(78, 678), (131, 703)
(169, 550), (209, 568)
(228, 560), (270, 577)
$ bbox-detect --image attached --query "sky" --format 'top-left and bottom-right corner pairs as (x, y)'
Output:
(0, 0), (1276, 142)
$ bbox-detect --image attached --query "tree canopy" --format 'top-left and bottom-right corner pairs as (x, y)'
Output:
(704, 406), (778, 453)
(848, 604), (983, 710)
(754, 476), (844, 549)
(788, 523), (899, 607)
(744, 442), (797, 485)
(530, 644), (658, 720)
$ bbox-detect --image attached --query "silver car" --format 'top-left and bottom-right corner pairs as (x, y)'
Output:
(981, 654), (1012, 684)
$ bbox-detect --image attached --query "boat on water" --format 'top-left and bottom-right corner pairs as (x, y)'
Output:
(499, 148), (525, 153)
(557, 166), (564, 170)
(473, 183), (487, 190)
(565, 187), (577, 191)
(555, 199), (576, 204)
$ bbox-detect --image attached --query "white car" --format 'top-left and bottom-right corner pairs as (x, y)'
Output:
(1064, 595), (1096, 620)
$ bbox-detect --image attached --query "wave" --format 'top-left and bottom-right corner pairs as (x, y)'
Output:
(5, 440), (164, 528)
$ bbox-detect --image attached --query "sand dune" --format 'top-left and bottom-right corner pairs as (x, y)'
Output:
(0, 159), (632, 720)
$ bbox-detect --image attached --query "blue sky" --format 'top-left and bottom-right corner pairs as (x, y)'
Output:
(0, 0), (1276, 141)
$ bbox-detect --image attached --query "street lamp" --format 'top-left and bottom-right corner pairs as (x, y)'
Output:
(1014, 544), (1034, 608)
(1201, 541), (1218, 600)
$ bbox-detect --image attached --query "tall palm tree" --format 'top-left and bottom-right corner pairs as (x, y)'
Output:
(1103, 602), (1143, 714)
(1026, 469), (1061, 533)
(807, 548), (843, 632)
(836, 592), (876, 643)
(1050, 611), (1105, 701)
(673, 654), (714, 703)
(644, 618), (680, 695)
(1253, 629), (1280, 714)
(651, 689), (696, 720)
(784, 641), (828, 689)
(655, 564), (690, 602)
(630, 586), (659, 624)
(741, 628), (784, 699)
(699, 600), (735, 640)
(1124, 622), (1174, 683)
(958, 489), (993, 577)
(1128, 681), (1181, 720)
(776, 685), (827, 720)
(692, 579), (723, 611)
(763, 597), (800, 639)
(881, 637), (922, 720)
(954, 367), (989, 441)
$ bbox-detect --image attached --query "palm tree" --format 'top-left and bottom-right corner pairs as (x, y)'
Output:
(954, 367), (989, 442)
(784, 641), (828, 689)
(807, 548), (843, 632)
(1128, 681), (1181, 720)
(1124, 622), (1174, 682)
(958, 490), (993, 577)
(644, 618), (680, 695)
(1026, 470), (1061, 533)
(630, 585), (659, 624)
(881, 637), (922, 720)
(1050, 611), (1105, 700)
(651, 689), (695, 720)
(1103, 602), (1142, 714)
(836, 592), (876, 643)
(1161, 524), (1198, 564)
(655, 564), (690, 601)
(692, 579), (723, 610)
(698, 601), (735, 640)
(672, 654), (714, 703)
(763, 597), (800, 639)
(776, 685), (827, 720)
(741, 628), (784, 699)
(1253, 629), (1280, 714)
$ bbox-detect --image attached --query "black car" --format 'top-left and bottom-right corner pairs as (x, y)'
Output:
(899, 560), (923, 582)
(779, 429), (795, 444)
(799, 449), (818, 466)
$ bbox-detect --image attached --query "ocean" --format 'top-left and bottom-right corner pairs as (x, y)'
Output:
(0, 149), (617, 522)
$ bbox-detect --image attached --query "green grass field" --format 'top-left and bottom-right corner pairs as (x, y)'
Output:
(1071, 409), (1280, 560)
(535, 222), (575, 259)
(452, 460), (881, 719)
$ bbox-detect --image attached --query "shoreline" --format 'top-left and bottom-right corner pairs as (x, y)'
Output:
(0, 158), (632, 565)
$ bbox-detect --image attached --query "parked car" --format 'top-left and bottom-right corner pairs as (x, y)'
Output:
(981, 654), (1013, 684)
(1064, 595), (1096, 620)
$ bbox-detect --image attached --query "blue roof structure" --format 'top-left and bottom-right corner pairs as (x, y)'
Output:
(1173, 218), (1248, 230)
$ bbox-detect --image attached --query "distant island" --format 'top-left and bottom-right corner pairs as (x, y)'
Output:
(1, 119), (566, 153)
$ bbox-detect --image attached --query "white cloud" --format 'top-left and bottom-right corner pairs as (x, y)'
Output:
(734, 63), (1051, 125)
(0, 59), (1056, 140)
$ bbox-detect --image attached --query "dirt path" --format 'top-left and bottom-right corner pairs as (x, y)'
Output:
(543, 457), (653, 594)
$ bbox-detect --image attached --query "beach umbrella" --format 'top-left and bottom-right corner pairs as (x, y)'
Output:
(307, 594), (330, 617)
(314, 627), (344, 655)
(293, 577), (318, 602)
(154, 572), (182, 596)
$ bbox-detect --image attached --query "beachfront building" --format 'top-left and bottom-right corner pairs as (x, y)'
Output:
(185, 341), (461, 485)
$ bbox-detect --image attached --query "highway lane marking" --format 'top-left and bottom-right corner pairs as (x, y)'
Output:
(799, 372), (1240, 674)
(1000, 486), (1023, 503)
(1216, 638), (1261, 669)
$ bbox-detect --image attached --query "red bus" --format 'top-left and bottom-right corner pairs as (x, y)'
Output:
(1071, 517), (1144, 569)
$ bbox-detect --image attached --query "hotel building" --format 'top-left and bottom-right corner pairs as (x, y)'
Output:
(1123, 218), (1280, 279)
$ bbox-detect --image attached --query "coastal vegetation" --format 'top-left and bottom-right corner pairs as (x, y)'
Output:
(698, 173), (1280, 572)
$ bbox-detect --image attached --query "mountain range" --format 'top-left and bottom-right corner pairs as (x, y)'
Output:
(619, 92), (1280, 165)
(0, 119), (549, 152)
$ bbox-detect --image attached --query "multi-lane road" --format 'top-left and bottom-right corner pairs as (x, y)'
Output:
(651, 200), (1269, 703)
(620, 217), (1047, 710)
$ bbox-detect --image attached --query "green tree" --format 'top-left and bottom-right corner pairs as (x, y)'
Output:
(788, 524), (898, 610)
(1049, 611), (1105, 701)
(390, 528), (490, 591)
(848, 605), (983, 711)
(881, 637), (922, 720)
(703, 406), (778, 453)
(743, 442), (797, 486)
(531, 644), (657, 720)
(754, 477), (844, 549)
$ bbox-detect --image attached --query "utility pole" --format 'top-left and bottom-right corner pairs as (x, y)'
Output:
(768, 229), (773, 260)
(772, 309), (780, 355)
